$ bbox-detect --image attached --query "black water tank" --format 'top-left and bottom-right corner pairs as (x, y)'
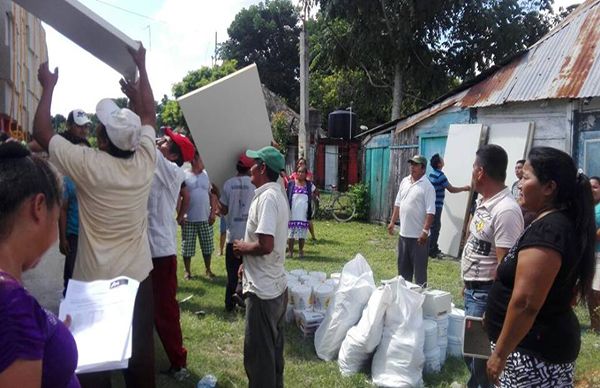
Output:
(327, 110), (358, 139)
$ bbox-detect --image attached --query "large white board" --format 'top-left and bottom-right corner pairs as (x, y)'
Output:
(178, 64), (272, 190)
(14, 0), (139, 80)
(438, 124), (487, 258)
(487, 122), (534, 187)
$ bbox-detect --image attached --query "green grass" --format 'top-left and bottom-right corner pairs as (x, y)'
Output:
(110, 220), (598, 387)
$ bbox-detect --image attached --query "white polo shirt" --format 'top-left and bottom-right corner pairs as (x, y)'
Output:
(242, 182), (290, 299)
(394, 174), (436, 238)
(461, 187), (524, 281)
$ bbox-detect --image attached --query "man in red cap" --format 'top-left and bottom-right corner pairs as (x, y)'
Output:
(149, 127), (195, 380)
(219, 153), (256, 311)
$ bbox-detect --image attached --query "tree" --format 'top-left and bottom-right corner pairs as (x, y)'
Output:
(315, 0), (556, 121)
(51, 114), (66, 132)
(220, 0), (301, 109)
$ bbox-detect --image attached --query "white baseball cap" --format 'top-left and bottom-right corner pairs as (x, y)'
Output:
(69, 109), (91, 126)
(95, 98), (142, 151)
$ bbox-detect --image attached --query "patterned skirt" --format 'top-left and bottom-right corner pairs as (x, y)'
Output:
(288, 220), (309, 240)
(492, 343), (574, 387)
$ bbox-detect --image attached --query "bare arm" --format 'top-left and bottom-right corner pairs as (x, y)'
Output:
(487, 247), (561, 384)
(119, 44), (155, 127)
(219, 201), (229, 216)
(417, 213), (435, 245)
(58, 200), (69, 255)
(32, 63), (59, 151)
(233, 234), (274, 256)
(176, 186), (190, 225)
(446, 184), (471, 193)
(495, 247), (510, 263)
(387, 206), (400, 235)
(0, 359), (42, 387)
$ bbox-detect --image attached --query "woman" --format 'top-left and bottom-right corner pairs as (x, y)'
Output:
(0, 142), (79, 387)
(485, 147), (596, 387)
(289, 158), (318, 240)
(589, 176), (600, 333)
(286, 166), (315, 258)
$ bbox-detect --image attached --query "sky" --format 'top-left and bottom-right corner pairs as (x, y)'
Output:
(45, 0), (581, 116)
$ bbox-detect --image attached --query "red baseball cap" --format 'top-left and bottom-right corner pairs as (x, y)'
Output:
(238, 152), (255, 169)
(165, 128), (195, 162)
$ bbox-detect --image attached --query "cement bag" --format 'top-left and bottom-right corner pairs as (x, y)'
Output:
(314, 253), (376, 361)
(338, 284), (392, 375)
(372, 277), (426, 387)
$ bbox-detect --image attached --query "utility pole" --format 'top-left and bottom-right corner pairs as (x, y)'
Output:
(298, 1), (311, 160)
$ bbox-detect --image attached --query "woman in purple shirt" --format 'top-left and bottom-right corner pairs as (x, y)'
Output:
(0, 142), (79, 387)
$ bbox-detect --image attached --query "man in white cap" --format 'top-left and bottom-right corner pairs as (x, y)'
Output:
(32, 45), (158, 387)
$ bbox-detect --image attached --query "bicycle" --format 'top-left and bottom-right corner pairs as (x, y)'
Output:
(312, 184), (356, 222)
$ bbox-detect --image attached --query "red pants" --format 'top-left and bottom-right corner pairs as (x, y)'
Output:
(151, 256), (187, 368)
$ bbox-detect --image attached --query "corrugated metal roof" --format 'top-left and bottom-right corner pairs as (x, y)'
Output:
(464, 0), (600, 107)
(394, 0), (600, 133)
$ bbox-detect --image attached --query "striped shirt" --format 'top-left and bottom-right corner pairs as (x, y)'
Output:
(428, 168), (449, 209)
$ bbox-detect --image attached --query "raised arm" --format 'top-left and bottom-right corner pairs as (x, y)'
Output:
(119, 43), (155, 128)
(32, 63), (59, 151)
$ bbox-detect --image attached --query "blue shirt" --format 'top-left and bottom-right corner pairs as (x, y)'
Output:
(63, 176), (79, 236)
(595, 203), (600, 253)
(428, 168), (449, 209)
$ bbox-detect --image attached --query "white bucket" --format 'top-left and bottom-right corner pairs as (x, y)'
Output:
(299, 274), (314, 285)
(291, 285), (312, 311)
(329, 272), (341, 280)
(448, 307), (465, 339)
(287, 280), (300, 305)
(424, 346), (441, 374)
(434, 313), (449, 338)
(439, 342), (448, 362)
(313, 284), (334, 313)
(290, 269), (307, 278)
(286, 273), (298, 283)
(423, 319), (439, 352)
(309, 271), (327, 282)
(324, 278), (339, 289)
(448, 335), (463, 357)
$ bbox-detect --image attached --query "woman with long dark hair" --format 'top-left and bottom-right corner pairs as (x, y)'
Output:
(485, 147), (596, 387)
(588, 176), (600, 333)
(0, 142), (79, 387)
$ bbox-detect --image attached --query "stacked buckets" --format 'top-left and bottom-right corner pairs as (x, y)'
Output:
(285, 269), (339, 325)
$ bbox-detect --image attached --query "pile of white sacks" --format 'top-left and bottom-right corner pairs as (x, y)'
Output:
(303, 253), (466, 387)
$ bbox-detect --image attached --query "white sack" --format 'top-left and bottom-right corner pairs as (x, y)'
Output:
(314, 254), (375, 361)
(372, 277), (426, 387)
(338, 284), (392, 375)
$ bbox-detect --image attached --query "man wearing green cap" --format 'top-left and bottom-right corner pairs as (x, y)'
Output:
(233, 145), (289, 388)
(387, 154), (436, 286)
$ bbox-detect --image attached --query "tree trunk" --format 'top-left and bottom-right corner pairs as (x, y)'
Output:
(391, 63), (403, 121)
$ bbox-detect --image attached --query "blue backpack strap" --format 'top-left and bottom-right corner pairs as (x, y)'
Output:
(286, 181), (294, 208)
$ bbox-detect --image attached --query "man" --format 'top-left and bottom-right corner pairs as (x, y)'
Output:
(461, 145), (524, 388)
(148, 128), (194, 380)
(219, 153), (256, 312)
(33, 45), (158, 387)
(59, 109), (91, 295)
(428, 153), (470, 259)
(387, 155), (436, 286)
(233, 146), (289, 388)
(511, 159), (525, 199)
(181, 152), (217, 279)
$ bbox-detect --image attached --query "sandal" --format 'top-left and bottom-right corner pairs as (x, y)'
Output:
(184, 272), (192, 280)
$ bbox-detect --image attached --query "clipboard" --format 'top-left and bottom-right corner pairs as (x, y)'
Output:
(462, 316), (491, 359)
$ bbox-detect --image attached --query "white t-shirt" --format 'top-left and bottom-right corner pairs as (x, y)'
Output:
(394, 174), (436, 238)
(242, 182), (290, 299)
(147, 151), (186, 258)
(185, 170), (211, 222)
(48, 125), (156, 282)
(461, 187), (524, 281)
(220, 175), (255, 243)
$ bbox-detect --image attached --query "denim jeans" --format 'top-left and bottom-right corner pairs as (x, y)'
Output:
(463, 285), (493, 388)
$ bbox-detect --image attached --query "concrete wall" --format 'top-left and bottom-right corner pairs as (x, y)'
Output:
(0, 0), (46, 135)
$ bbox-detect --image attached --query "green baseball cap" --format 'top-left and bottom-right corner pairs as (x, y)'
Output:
(246, 146), (285, 172)
(407, 154), (427, 166)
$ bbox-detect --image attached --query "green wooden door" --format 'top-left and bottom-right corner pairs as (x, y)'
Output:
(365, 134), (391, 222)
